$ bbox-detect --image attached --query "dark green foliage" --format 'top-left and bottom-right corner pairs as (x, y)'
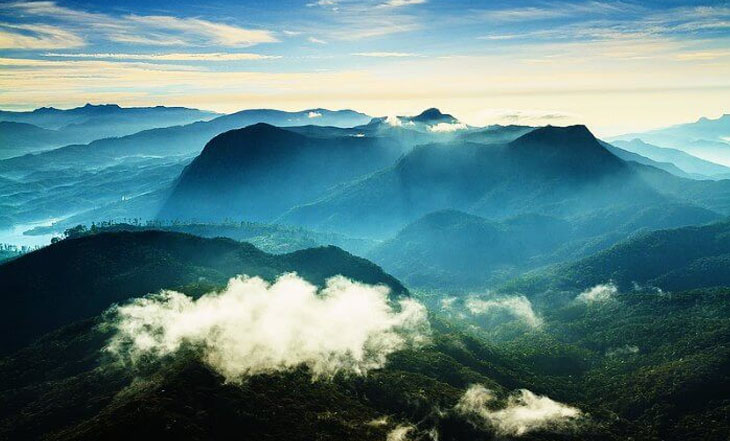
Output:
(0, 230), (406, 354)
(521, 219), (730, 292)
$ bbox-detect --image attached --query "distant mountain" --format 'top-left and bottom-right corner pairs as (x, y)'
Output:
(601, 140), (695, 179)
(0, 108), (373, 174)
(158, 123), (411, 222)
(0, 104), (219, 157)
(513, 219), (730, 293)
(281, 125), (680, 237)
(0, 122), (75, 159)
(368, 204), (721, 290)
(0, 230), (406, 354)
(612, 114), (730, 166)
(407, 107), (458, 124)
(613, 138), (730, 178)
(368, 210), (573, 288)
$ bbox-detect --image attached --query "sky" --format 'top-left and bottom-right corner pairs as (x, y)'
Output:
(0, 0), (729, 135)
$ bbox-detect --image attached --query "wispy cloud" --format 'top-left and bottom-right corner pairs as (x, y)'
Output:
(308, 36), (327, 44)
(0, 22), (84, 49)
(41, 52), (280, 61)
(376, 0), (427, 8)
(1, 1), (277, 47)
(353, 51), (419, 57)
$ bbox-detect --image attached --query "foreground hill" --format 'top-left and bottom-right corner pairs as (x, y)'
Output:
(1, 228), (728, 440)
(0, 230), (405, 354)
(159, 123), (410, 222)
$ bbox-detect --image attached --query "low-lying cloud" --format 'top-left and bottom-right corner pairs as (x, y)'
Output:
(576, 283), (617, 304)
(465, 296), (542, 328)
(104, 273), (429, 382)
(428, 122), (468, 132)
(456, 384), (581, 436)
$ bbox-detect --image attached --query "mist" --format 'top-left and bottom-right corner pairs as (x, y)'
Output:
(104, 273), (429, 382)
(455, 384), (581, 436)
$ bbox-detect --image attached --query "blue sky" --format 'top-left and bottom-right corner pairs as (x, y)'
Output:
(1, 0), (729, 133)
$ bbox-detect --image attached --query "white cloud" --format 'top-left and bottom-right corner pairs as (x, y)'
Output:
(440, 296), (457, 310)
(353, 52), (419, 57)
(307, 0), (338, 7)
(455, 384), (581, 436)
(307, 111), (322, 118)
(0, 23), (84, 49)
(428, 122), (467, 132)
(2, 1), (277, 47)
(386, 425), (415, 441)
(104, 273), (429, 382)
(308, 36), (327, 44)
(576, 283), (617, 304)
(465, 296), (542, 327)
(385, 115), (403, 126)
(41, 52), (279, 61)
(377, 0), (427, 8)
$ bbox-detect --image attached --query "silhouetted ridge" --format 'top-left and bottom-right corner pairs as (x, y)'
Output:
(510, 125), (597, 149)
(411, 108), (457, 123)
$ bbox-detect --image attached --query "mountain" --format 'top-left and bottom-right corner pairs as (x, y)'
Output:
(612, 139), (730, 178)
(600, 141), (695, 179)
(0, 104), (219, 156)
(0, 108), (373, 174)
(513, 219), (730, 293)
(158, 123), (410, 222)
(408, 107), (459, 124)
(0, 230), (406, 354)
(368, 210), (573, 288)
(0, 122), (76, 160)
(368, 205), (721, 290)
(2, 230), (729, 440)
(281, 125), (683, 237)
(612, 114), (730, 166)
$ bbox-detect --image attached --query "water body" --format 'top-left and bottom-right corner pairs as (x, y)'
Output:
(0, 219), (60, 248)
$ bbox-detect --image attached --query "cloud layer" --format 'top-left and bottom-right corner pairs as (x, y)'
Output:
(104, 273), (429, 382)
(465, 296), (543, 328)
(576, 283), (618, 304)
(455, 384), (581, 436)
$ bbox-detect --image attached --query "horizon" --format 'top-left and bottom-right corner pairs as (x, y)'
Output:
(1, 0), (729, 135)
(1, 101), (728, 138)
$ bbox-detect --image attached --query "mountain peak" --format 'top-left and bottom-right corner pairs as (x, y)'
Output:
(511, 124), (597, 148)
(411, 108), (457, 123)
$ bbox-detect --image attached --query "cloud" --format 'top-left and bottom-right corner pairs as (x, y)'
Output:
(353, 52), (419, 57)
(575, 283), (617, 304)
(428, 122), (467, 132)
(2, 1), (277, 47)
(386, 425), (415, 441)
(385, 115), (403, 126)
(307, 111), (322, 118)
(455, 384), (581, 436)
(465, 296), (542, 328)
(41, 52), (279, 61)
(0, 23), (84, 49)
(104, 273), (429, 382)
(307, 0), (338, 7)
(377, 0), (426, 8)
(308, 36), (327, 44)
(605, 344), (639, 357)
